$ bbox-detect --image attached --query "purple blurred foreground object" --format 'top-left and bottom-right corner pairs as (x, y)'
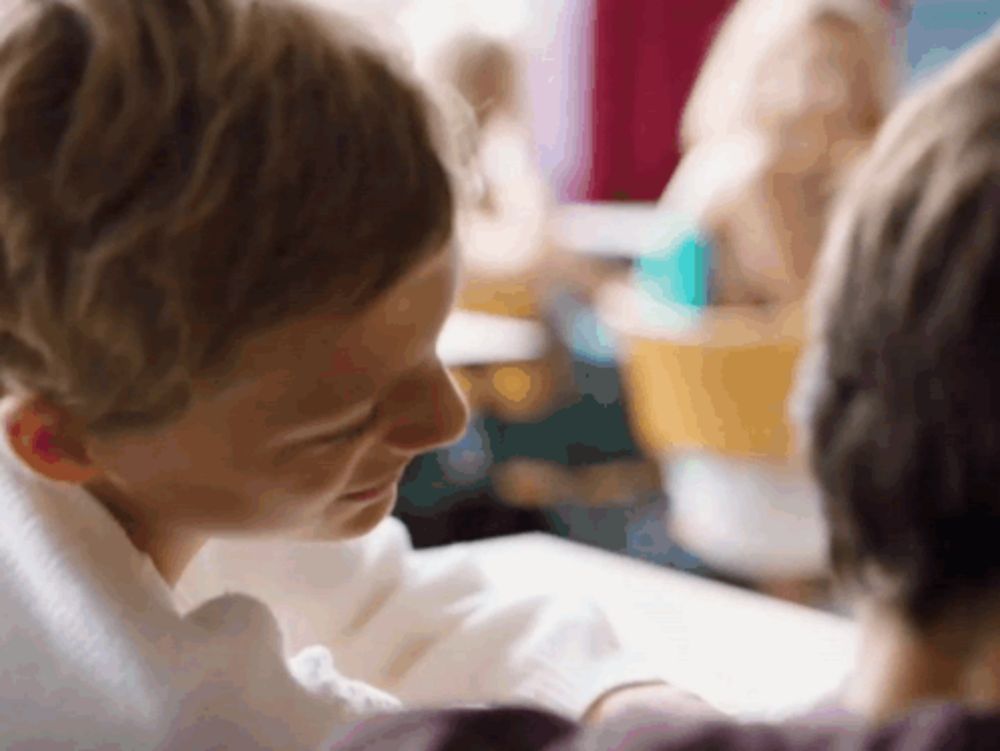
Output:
(325, 707), (575, 750)
(326, 703), (1000, 751)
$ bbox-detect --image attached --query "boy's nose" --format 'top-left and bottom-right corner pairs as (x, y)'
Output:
(383, 367), (470, 456)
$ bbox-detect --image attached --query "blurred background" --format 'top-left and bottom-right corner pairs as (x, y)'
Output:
(324, 0), (1000, 609)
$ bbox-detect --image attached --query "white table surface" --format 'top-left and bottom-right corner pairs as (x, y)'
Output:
(550, 202), (685, 259)
(437, 310), (549, 367)
(466, 532), (858, 720)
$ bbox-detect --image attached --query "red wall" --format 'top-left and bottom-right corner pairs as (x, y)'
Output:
(585, 0), (736, 201)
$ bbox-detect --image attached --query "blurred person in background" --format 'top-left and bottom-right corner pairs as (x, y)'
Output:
(631, 0), (907, 605)
(437, 32), (549, 280)
(662, 0), (905, 306)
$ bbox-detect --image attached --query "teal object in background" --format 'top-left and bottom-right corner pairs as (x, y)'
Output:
(907, 1), (1000, 86)
(636, 220), (712, 309)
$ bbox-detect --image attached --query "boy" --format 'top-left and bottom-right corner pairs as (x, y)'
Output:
(0, 0), (662, 747)
(329, 20), (1000, 751)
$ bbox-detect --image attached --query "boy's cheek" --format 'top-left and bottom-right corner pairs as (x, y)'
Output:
(259, 455), (357, 507)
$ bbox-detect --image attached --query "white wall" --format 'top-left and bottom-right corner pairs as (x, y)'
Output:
(318, 0), (593, 201)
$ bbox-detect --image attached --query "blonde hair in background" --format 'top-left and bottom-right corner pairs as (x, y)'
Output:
(0, 0), (466, 434)
(683, 0), (895, 148)
(667, 0), (899, 305)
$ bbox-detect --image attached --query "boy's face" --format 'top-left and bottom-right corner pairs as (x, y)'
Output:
(84, 248), (468, 542)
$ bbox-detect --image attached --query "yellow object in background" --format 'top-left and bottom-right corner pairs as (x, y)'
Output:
(491, 365), (534, 405)
(457, 274), (540, 319)
(623, 334), (800, 458)
(603, 285), (827, 579)
(450, 357), (570, 424)
(605, 283), (806, 459)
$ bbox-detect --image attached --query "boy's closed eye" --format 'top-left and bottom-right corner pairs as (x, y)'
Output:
(273, 406), (380, 461)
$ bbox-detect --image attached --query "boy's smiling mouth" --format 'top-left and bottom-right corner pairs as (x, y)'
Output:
(341, 477), (400, 503)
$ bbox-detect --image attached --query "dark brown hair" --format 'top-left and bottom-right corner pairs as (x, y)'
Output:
(798, 31), (1000, 626)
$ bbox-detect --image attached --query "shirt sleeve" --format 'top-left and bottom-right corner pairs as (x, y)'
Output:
(165, 593), (400, 750)
(179, 518), (663, 718)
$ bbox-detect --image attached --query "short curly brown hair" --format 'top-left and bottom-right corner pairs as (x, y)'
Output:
(0, 0), (459, 433)
(798, 31), (1000, 626)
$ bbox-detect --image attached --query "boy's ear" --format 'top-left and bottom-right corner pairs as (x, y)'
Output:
(4, 398), (101, 484)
